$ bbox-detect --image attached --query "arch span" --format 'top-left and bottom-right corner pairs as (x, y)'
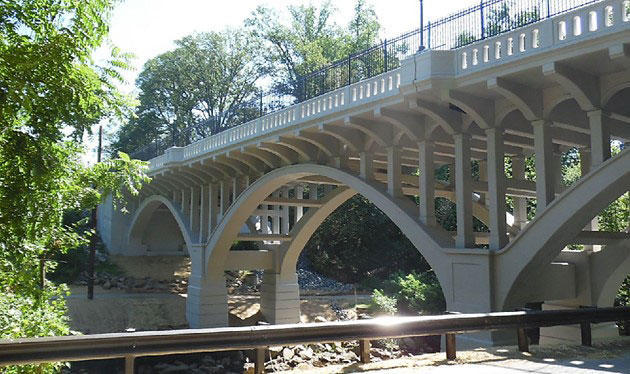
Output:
(127, 194), (195, 254)
(204, 164), (455, 292)
(497, 148), (630, 310)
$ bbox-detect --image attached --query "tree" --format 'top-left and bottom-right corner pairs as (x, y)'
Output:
(112, 30), (269, 155)
(246, 0), (380, 101)
(304, 195), (431, 284)
(0, 1), (148, 372)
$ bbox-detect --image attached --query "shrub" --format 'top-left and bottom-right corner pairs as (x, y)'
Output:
(370, 271), (446, 316)
(0, 285), (72, 373)
(369, 289), (398, 315)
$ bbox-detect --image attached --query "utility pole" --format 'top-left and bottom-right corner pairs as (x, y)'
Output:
(87, 125), (102, 300)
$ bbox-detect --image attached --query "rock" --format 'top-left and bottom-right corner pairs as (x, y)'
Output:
(313, 316), (327, 323)
(242, 366), (255, 374)
(295, 362), (311, 370)
(268, 345), (283, 358)
(282, 347), (295, 361)
(342, 351), (359, 362)
(298, 346), (314, 360)
(101, 280), (112, 290)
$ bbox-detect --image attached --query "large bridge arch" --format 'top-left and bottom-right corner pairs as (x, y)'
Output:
(204, 164), (455, 297)
(497, 148), (630, 310)
(127, 194), (195, 255)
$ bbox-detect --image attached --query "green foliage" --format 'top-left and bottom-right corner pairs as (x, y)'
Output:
(369, 289), (398, 315)
(456, 31), (477, 47)
(112, 30), (268, 154)
(305, 195), (430, 284)
(370, 271), (446, 316)
(246, 0), (380, 100)
(0, 286), (72, 373)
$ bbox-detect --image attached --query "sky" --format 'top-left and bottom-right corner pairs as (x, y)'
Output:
(85, 0), (477, 163)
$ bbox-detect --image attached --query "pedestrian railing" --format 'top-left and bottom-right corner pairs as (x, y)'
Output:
(1, 306), (628, 374)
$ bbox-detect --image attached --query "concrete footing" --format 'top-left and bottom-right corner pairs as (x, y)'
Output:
(186, 278), (228, 328)
(260, 272), (301, 324)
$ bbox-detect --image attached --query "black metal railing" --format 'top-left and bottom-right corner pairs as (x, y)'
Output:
(129, 0), (602, 161)
(1, 306), (628, 374)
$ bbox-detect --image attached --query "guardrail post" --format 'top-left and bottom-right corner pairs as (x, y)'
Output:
(124, 355), (135, 374)
(445, 333), (457, 360)
(517, 328), (529, 352)
(580, 321), (592, 347)
(359, 339), (371, 363)
(255, 347), (266, 374)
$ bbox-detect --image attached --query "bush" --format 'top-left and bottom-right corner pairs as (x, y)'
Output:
(369, 289), (398, 315)
(370, 271), (446, 316)
(0, 285), (72, 373)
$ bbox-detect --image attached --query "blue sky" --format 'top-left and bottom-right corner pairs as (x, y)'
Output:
(86, 0), (474, 162)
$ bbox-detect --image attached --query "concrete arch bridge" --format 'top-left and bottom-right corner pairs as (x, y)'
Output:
(99, 0), (630, 346)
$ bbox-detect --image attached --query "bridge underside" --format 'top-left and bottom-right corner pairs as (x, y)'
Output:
(99, 0), (630, 347)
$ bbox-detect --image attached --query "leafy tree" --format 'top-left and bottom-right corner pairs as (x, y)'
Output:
(246, 0), (380, 101)
(0, 0), (149, 372)
(304, 195), (430, 284)
(112, 30), (269, 155)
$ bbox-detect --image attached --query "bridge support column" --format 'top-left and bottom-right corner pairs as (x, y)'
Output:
(418, 140), (435, 226)
(295, 185), (304, 223)
(532, 120), (555, 212)
(359, 151), (374, 181)
(588, 110), (611, 168)
(282, 187), (290, 234)
(486, 128), (508, 249)
(387, 146), (402, 198)
(190, 186), (200, 239)
(186, 244), (228, 328)
(454, 133), (473, 248)
(209, 183), (218, 232)
(220, 180), (230, 219)
(512, 156), (528, 229)
(260, 272), (301, 324)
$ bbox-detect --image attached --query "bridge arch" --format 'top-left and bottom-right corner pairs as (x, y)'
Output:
(204, 164), (454, 294)
(591, 238), (630, 307)
(127, 194), (194, 255)
(496, 148), (630, 310)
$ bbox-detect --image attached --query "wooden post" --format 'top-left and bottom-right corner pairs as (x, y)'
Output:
(580, 321), (592, 346)
(124, 355), (135, 374)
(255, 347), (266, 374)
(445, 333), (457, 360)
(517, 328), (529, 352)
(359, 339), (371, 363)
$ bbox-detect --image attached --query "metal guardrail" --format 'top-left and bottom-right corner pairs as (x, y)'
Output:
(1, 306), (629, 373)
(128, 0), (603, 161)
